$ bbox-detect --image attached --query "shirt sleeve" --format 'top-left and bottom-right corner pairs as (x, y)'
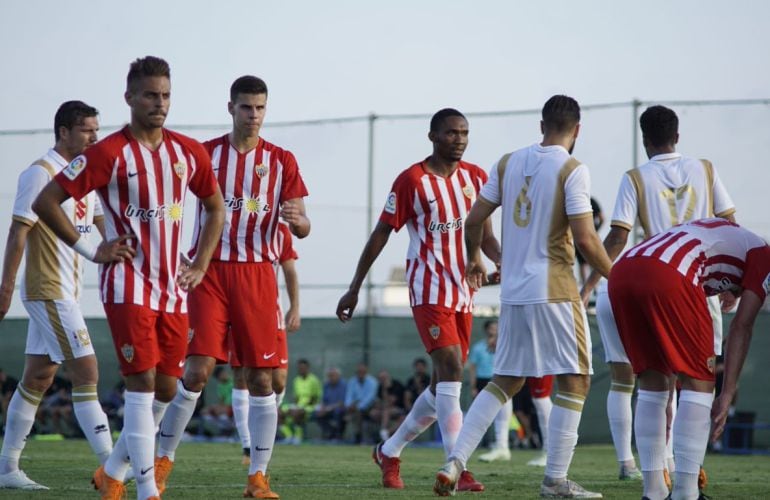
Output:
(187, 143), (219, 199)
(378, 172), (416, 231)
(278, 151), (309, 203)
(564, 164), (593, 217)
(93, 193), (104, 218)
(610, 173), (638, 231)
(741, 246), (770, 302)
(278, 225), (298, 262)
(479, 160), (501, 206)
(710, 165), (736, 217)
(55, 145), (114, 201)
(12, 165), (52, 226)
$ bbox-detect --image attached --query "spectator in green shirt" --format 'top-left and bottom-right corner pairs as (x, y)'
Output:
(282, 359), (322, 444)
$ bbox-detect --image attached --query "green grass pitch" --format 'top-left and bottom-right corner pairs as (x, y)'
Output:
(3, 440), (769, 498)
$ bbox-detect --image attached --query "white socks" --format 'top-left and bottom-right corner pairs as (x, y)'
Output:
(607, 384), (634, 463)
(532, 395), (553, 453)
(545, 392), (584, 480)
(72, 384), (113, 464)
(232, 388), (251, 449)
(636, 390), (669, 499)
(157, 380), (201, 461)
(667, 392), (677, 473)
(123, 391), (158, 499)
(449, 383), (507, 467)
(493, 399), (513, 449)
(435, 381), (463, 459)
(0, 384), (43, 474)
(249, 393), (277, 475)
(381, 388), (436, 458)
(275, 390), (285, 408)
(672, 391), (713, 500)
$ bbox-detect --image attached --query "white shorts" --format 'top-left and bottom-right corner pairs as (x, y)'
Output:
(495, 299), (593, 377)
(708, 295), (723, 355)
(23, 299), (94, 363)
(596, 284), (630, 364)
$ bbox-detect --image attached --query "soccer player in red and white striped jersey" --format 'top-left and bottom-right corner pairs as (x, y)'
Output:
(337, 109), (500, 492)
(33, 56), (225, 500)
(609, 218), (770, 500)
(156, 76), (309, 500)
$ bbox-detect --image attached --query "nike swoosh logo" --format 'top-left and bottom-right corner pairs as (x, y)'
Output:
(140, 466), (154, 475)
(428, 198), (437, 203)
(254, 446), (271, 451)
(263, 352), (276, 359)
(280, 358), (288, 364)
(128, 171), (139, 178)
(160, 431), (174, 438)
(178, 360), (185, 368)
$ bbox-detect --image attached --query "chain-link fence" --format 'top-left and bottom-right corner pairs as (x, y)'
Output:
(1, 98), (768, 318)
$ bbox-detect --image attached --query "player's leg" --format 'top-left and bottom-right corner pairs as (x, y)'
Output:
(232, 366), (251, 463)
(527, 376), (554, 467)
(273, 329), (289, 407)
(636, 371), (671, 500)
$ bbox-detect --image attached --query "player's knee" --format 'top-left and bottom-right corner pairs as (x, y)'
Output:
(272, 379), (286, 394)
(182, 358), (215, 391)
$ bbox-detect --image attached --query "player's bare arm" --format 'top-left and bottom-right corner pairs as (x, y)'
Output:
(281, 258), (301, 332)
(711, 288), (762, 440)
(178, 188), (225, 291)
(570, 214), (612, 280)
(464, 197), (497, 290)
(580, 225), (629, 303)
(280, 197), (310, 238)
(336, 221), (393, 322)
(33, 181), (136, 264)
(0, 220), (32, 321)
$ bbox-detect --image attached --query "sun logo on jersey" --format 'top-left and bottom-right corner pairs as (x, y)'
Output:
(255, 163), (269, 178)
(245, 197), (262, 214)
(173, 161), (187, 179)
(167, 202), (183, 223)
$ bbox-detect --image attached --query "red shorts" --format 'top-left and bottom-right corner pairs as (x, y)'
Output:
(103, 303), (188, 377)
(187, 261), (279, 368)
(527, 375), (554, 398)
(412, 305), (472, 363)
(228, 329), (288, 369)
(609, 257), (715, 381)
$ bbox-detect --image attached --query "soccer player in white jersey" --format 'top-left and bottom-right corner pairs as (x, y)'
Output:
(609, 218), (769, 500)
(33, 57), (225, 500)
(0, 101), (113, 491)
(337, 109), (499, 493)
(434, 95), (612, 498)
(580, 105), (735, 495)
(155, 75), (309, 500)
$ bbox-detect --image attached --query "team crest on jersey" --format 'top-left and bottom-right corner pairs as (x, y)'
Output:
(173, 161), (187, 179)
(75, 328), (91, 346)
(706, 356), (716, 374)
(429, 325), (440, 339)
(763, 273), (770, 296)
(462, 185), (475, 199)
(384, 192), (397, 214)
(188, 328), (195, 343)
(255, 163), (269, 178)
(121, 344), (134, 363)
(63, 155), (87, 180)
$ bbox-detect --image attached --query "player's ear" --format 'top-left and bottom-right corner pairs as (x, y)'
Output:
(228, 101), (235, 117)
(674, 132), (680, 145)
(573, 123), (581, 139)
(428, 130), (436, 143)
(124, 90), (132, 106)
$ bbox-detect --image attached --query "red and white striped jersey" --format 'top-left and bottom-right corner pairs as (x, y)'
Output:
(380, 160), (487, 312)
(274, 221), (298, 330)
(620, 218), (770, 299)
(55, 126), (219, 313)
(189, 135), (308, 263)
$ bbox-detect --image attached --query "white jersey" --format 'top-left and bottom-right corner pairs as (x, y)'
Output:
(12, 149), (102, 302)
(610, 153), (735, 238)
(480, 144), (593, 305)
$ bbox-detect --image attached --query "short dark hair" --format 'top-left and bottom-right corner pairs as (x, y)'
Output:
(54, 101), (98, 141)
(126, 56), (170, 91)
(430, 108), (466, 133)
(639, 105), (679, 148)
(230, 75), (268, 102)
(413, 358), (427, 367)
(483, 320), (497, 331)
(297, 358), (310, 367)
(541, 95), (581, 133)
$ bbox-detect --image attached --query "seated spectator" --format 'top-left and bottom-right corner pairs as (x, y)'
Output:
(0, 368), (19, 429)
(37, 375), (74, 436)
(370, 369), (406, 441)
(281, 359), (322, 444)
(312, 367), (347, 440)
(102, 380), (126, 433)
(403, 358), (430, 411)
(200, 366), (235, 436)
(345, 362), (377, 444)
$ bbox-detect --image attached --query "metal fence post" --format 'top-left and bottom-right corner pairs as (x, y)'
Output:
(363, 112), (377, 365)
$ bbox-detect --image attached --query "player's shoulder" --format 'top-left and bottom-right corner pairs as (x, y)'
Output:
(165, 129), (207, 155)
(260, 137), (296, 162)
(88, 128), (131, 158)
(393, 161), (426, 185)
(202, 134), (228, 154)
(458, 160), (484, 175)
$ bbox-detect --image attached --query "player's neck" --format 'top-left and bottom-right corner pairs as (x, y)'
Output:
(540, 133), (573, 152)
(229, 130), (260, 153)
(645, 145), (676, 158)
(53, 143), (76, 163)
(425, 156), (459, 177)
(128, 124), (164, 151)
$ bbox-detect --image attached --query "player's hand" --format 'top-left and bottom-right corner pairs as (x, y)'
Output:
(0, 283), (14, 321)
(179, 252), (193, 270)
(177, 264), (206, 291)
(336, 290), (359, 322)
(485, 262), (501, 286)
(711, 394), (732, 441)
(94, 234), (136, 263)
(719, 290), (738, 313)
(286, 307), (301, 332)
(280, 199), (303, 226)
(465, 258), (487, 290)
